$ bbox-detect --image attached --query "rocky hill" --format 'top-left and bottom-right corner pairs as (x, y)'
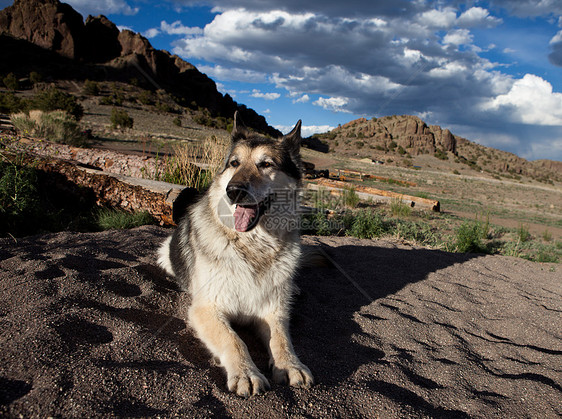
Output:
(315, 115), (561, 183)
(0, 0), (280, 137)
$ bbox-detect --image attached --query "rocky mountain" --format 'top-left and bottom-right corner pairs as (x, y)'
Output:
(317, 115), (561, 183)
(0, 0), (281, 137)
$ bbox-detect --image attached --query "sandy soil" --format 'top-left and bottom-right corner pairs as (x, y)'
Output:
(1, 226), (560, 418)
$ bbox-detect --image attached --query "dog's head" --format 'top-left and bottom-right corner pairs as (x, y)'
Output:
(221, 111), (302, 232)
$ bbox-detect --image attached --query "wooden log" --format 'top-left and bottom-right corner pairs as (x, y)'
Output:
(308, 178), (440, 212)
(36, 158), (184, 226)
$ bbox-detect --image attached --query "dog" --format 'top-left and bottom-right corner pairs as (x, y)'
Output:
(157, 111), (313, 397)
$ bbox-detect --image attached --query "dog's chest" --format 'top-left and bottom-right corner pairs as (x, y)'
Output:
(193, 233), (300, 317)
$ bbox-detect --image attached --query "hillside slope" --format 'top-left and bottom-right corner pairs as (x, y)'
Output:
(315, 115), (561, 183)
(0, 0), (280, 136)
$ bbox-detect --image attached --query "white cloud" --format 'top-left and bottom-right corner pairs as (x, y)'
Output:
(160, 20), (203, 36)
(293, 94), (310, 103)
(143, 28), (160, 39)
(481, 74), (562, 125)
(419, 8), (457, 28)
(251, 89), (280, 100)
(550, 30), (562, 45)
(457, 7), (501, 27)
(313, 96), (351, 113)
(198, 65), (268, 83)
(65, 0), (138, 16)
(443, 29), (473, 46)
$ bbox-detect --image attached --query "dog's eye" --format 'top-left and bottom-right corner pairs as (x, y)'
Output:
(259, 161), (273, 169)
(230, 160), (240, 168)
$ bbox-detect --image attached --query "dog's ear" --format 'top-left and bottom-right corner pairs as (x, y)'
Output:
(282, 120), (302, 154)
(231, 111), (248, 142)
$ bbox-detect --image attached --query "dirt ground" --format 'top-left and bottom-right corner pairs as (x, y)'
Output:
(1, 226), (560, 417)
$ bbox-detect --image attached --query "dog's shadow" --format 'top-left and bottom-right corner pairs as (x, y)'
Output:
(291, 240), (478, 387)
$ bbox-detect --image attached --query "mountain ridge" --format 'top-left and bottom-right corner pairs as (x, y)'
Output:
(0, 0), (281, 137)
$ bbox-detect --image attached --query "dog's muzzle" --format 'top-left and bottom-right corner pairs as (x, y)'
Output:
(225, 183), (271, 232)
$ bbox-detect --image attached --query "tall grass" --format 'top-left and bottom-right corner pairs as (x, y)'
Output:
(151, 136), (228, 191)
(11, 110), (85, 146)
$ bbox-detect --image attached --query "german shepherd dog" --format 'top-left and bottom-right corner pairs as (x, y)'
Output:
(157, 112), (313, 397)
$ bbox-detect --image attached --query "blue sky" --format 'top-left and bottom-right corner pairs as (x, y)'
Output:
(4, 0), (562, 161)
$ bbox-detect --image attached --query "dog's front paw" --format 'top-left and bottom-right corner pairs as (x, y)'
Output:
(272, 363), (314, 388)
(227, 369), (270, 397)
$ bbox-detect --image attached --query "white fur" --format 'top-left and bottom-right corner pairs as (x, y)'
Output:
(156, 236), (174, 276)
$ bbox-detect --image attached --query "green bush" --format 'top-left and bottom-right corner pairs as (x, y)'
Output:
(96, 209), (154, 230)
(0, 162), (41, 237)
(3, 73), (19, 91)
(390, 198), (412, 217)
(348, 209), (386, 239)
(172, 116), (182, 127)
(33, 87), (84, 120)
(110, 108), (134, 129)
(343, 187), (360, 208)
(83, 80), (100, 96)
(455, 221), (487, 253)
(0, 92), (27, 114)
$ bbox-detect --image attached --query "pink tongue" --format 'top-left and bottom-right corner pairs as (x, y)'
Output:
(233, 205), (258, 232)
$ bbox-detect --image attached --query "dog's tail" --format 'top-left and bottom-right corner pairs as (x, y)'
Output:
(157, 236), (175, 276)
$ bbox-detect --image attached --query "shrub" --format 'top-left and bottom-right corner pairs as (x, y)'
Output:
(0, 92), (27, 114)
(33, 87), (84, 120)
(434, 149), (449, 160)
(83, 80), (100, 96)
(0, 162), (41, 237)
(355, 141), (364, 149)
(348, 209), (386, 239)
(11, 110), (85, 146)
(138, 90), (154, 105)
(455, 221), (486, 253)
(517, 223), (531, 242)
(29, 71), (42, 85)
(3, 73), (19, 91)
(96, 209), (154, 230)
(390, 198), (412, 217)
(343, 187), (360, 208)
(172, 117), (182, 127)
(110, 108), (134, 129)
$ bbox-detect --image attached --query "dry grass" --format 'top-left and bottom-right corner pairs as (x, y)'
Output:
(158, 135), (228, 190)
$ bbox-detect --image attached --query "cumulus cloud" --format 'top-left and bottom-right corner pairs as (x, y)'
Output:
(160, 20), (203, 36)
(293, 94), (310, 103)
(198, 65), (268, 83)
(313, 96), (351, 113)
(443, 29), (473, 46)
(64, 0), (138, 16)
(143, 28), (160, 38)
(457, 7), (502, 27)
(481, 74), (562, 125)
(250, 89), (280, 100)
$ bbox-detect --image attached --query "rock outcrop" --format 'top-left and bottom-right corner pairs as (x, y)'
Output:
(334, 115), (457, 156)
(0, 0), (84, 59)
(0, 0), (280, 137)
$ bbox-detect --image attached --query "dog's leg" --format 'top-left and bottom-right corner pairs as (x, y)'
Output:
(189, 304), (270, 397)
(258, 314), (314, 388)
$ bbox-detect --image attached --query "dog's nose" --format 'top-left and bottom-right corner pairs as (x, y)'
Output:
(226, 183), (250, 203)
